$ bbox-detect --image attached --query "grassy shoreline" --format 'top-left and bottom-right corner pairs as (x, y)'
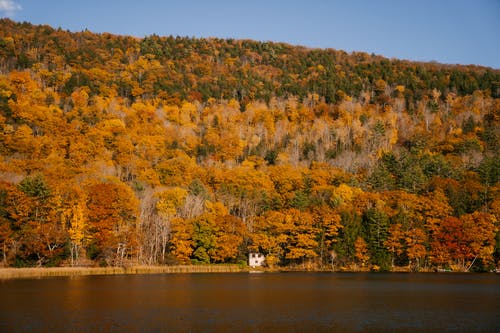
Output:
(1, 265), (489, 279)
(0, 265), (246, 279)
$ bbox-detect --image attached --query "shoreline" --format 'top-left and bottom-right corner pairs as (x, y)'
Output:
(1, 265), (494, 279)
(0, 265), (246, 279)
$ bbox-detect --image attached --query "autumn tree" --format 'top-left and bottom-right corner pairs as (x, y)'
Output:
(155, 187), (187, 262)
(283, 209), (318, 266)
(211, 214), (246, 263)
(85, 182), (139, 266)
(405, 228), (427, 271)
(354, 237), (369, 268)
(0, 182), (17, 265)
(65, 195), (89, 266)
(168, 217), (193, 264)
(310, 205), (342, 266)
(250, 210), (289, 266)
(14, 175), (66, 266)
(384, 223), (405, 268)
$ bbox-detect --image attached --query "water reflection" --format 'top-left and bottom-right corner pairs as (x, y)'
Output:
(1, 272), (499, 332)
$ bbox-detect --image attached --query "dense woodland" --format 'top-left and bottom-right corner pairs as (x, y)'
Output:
(0, 19), (499, 271)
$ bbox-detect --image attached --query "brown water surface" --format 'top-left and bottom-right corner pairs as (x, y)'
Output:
(0, 272), (499, 332)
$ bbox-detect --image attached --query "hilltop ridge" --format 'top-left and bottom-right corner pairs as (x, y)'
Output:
(1, 18), (498, 105)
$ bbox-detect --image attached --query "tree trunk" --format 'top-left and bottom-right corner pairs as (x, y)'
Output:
(2, 243), (6, 265)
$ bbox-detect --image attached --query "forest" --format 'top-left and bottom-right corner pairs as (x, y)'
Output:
(0, 19), (499, 271)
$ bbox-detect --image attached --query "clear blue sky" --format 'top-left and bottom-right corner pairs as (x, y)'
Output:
(2, 0), (499, 68)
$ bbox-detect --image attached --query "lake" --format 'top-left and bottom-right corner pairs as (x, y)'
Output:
(1, 272), (499, 332)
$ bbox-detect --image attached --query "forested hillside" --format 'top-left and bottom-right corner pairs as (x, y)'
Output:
(0, 19), (498, 271)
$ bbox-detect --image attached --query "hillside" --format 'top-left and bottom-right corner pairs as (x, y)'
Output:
(0, 19), (498, 271)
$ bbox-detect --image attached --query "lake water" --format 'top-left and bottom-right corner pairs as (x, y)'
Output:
(1, 272), (499, 332)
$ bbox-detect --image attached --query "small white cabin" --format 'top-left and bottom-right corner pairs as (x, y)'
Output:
(248, 252), (265, 267)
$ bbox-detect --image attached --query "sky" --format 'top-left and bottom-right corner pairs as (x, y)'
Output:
(1, 0), (499, 69)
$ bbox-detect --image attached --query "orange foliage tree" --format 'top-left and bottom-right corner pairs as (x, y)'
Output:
(85, 182), (139, 265)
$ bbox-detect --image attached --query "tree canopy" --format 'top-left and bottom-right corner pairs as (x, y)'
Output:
(0, 19), (498, 271)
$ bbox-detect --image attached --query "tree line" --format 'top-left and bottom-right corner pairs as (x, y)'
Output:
(0, 19), (498, 271)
